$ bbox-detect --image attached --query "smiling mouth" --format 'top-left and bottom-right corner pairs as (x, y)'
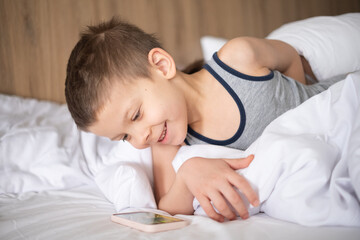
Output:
(158, 122), (167, 142)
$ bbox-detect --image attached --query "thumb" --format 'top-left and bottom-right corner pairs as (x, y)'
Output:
(223, 154), (254, 170)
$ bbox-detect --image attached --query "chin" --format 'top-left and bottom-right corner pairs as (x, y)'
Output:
(177, 132), (188, 145)
(166, 134), (185, 146)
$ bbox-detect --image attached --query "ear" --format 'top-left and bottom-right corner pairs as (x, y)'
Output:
(148, 48), (176, 79)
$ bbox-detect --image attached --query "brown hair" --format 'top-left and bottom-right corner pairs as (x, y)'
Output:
(182, 59), (205, 74)
(65, 17), (162, 130)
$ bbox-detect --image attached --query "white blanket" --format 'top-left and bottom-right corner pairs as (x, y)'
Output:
(186, 72), (360, 227)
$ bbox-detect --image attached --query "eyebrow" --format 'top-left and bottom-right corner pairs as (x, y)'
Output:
(110, 134), (122, 141)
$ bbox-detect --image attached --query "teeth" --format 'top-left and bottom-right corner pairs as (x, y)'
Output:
(159, 125), (167, 142)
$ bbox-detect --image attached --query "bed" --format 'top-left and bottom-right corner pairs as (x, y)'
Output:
(1, 86), (360, 238)
(1, 5), (360, 240)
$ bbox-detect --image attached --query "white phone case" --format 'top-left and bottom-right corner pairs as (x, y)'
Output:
(111, 211), (190, 233)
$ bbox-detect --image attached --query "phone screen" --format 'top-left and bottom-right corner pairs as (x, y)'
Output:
(113, 212), (183, 225)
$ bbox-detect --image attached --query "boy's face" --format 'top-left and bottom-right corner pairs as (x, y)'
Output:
(88, 74), (188, 149)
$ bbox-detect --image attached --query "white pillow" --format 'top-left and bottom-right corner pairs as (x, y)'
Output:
(200, 36), (227, 62)
(94, 162), (156, 212)
(79, 132), (156, 212)
(200, 13), (360, 81)
(267, 13), (360, 81)
(0, 93), (156, 212)
(0, 94), (90, 194)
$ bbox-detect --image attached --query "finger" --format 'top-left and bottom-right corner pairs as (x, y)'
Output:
(197, 195), (225, 222)
(224, 154), (254, 169)
(228, 173), (259, 207)
(208, 191), (237, 220)
(220, 184), (249, 219)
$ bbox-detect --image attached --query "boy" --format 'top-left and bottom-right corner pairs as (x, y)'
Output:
(65, 17), (339, 222)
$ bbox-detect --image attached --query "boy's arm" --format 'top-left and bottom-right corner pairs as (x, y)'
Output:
(218, 37), (307, 84)
(157, 172), (195, 215)
(152, 144), (258, 221)
(152, 144), (194, 215)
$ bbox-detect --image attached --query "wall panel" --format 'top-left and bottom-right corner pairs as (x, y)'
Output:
(0, 0), (359, 103)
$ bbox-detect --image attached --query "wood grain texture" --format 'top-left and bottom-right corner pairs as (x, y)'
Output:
(1, 0), (359, 103)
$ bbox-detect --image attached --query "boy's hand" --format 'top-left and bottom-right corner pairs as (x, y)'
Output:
(177, 155), (258, 222)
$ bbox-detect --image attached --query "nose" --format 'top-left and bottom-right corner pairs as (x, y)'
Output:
(130, 126), (151, 149)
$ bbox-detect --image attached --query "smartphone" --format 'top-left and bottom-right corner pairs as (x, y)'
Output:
(111, 211), (190, 233)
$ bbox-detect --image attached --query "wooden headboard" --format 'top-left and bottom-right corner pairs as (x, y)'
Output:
(1, 0), (359, 103)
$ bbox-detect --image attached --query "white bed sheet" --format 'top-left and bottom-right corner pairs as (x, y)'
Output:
(1, 184), (360, 240)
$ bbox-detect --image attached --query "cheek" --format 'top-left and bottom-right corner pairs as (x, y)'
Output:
(143, 101), (166, 123)
(148, 89), (187, 122)
(163, 99), (184, 120)
(169, 101), (188, 134)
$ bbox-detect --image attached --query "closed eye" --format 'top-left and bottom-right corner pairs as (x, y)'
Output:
(122, 134), (129, 141)
(132, 109), (141, 121)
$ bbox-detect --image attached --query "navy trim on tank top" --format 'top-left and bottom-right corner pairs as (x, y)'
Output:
(186, 64), (246, 146)
(213, 52), (274, 81)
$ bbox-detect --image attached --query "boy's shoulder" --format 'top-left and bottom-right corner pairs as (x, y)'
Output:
(217, 37), (265, 76)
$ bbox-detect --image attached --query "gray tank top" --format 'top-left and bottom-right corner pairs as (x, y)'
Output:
(185, 52), (341, 150)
